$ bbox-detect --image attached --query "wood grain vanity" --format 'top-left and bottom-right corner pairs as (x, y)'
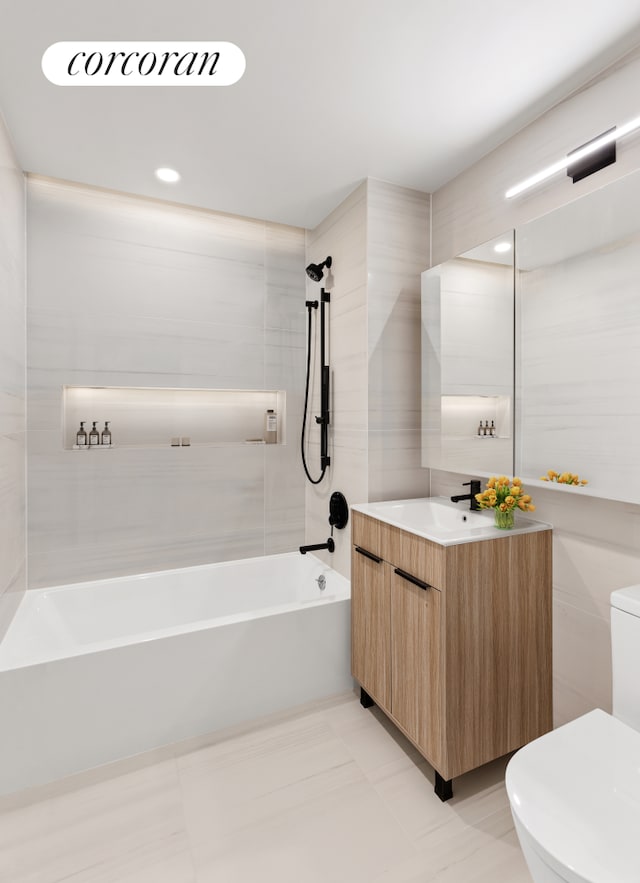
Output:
(350, 501), (552, 800)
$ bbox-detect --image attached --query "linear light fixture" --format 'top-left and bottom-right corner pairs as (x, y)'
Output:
(505, 114), (640, 199)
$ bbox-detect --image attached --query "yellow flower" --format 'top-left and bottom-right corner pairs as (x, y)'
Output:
(547, 470), (557, 479)
(517, 499), (527, 510)
(512, 477), (522, 487)
(487, 477), (496, 489)
(505, 496), (515, 507)
(499, 502), (508, 512)
(528, 504), (536, 512)
(510, 485), (521, 496)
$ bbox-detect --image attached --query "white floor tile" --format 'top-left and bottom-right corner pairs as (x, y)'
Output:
(0, 695), (532, 883)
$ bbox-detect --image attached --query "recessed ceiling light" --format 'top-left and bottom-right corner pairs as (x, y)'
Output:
(155, 167), (181, 183)
(494, 241), (512, 253)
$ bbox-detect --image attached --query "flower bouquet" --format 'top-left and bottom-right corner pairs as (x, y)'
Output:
(540, 470), (588, 486)
(474, 476), (535, 530)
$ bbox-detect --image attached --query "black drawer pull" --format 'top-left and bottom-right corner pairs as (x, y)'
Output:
(394, 567), (430, 591)
(355, 546), (382, 564)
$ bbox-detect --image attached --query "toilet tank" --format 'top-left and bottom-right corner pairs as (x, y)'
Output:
(611, 585), (640, 732)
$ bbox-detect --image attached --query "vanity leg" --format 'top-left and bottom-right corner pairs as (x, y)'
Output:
(434, 772), (453, 802)
(359, 687), (375, 708)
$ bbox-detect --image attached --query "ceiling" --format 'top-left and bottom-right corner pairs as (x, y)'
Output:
(1, 0), (640, 229)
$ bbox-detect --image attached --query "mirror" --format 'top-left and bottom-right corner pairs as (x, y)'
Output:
(421, 232), (515, 476)
(516, 167), (640, 504)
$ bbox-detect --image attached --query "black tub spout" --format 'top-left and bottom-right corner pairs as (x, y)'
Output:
(299, 538), (335, 555)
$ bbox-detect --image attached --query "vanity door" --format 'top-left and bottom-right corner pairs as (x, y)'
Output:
(390, 567), (442, 769)
(351, 544), (391, 713)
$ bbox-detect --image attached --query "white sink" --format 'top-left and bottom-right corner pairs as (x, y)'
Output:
(351, 497), (551, 546)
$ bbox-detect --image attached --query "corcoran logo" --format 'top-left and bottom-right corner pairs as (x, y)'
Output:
(42, 42), (246, 86)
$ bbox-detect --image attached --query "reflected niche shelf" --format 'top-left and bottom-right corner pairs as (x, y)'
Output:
(440, 393), (512, 473)
(63, 386), (286, 450)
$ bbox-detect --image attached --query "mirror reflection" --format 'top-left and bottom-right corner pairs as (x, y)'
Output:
(421, 232), (515, 476)
(516, 168), (640, 503)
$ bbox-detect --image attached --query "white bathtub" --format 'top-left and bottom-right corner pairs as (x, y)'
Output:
(0, 552), (351, 796)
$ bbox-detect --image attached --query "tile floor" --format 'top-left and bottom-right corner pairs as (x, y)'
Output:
(0, 693), (532, 882)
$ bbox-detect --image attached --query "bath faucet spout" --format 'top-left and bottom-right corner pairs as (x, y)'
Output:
(450, 480), (482, 510)
(299, 538), (335, 555)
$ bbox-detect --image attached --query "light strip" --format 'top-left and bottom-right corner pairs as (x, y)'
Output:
(505, 114), (640, 199)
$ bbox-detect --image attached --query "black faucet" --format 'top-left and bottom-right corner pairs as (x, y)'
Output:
(300, 538), (335, 555)
(450, 480), (482, 510)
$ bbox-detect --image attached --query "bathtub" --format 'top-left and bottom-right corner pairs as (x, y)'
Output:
(0, 552), (351, 797)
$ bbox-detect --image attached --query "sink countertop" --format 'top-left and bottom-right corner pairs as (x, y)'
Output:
(350, 496), (552, 546)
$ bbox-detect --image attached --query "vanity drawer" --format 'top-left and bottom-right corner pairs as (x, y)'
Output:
(352, 511), (382, 557)
(352, 511), (445, 590)
(382, 523), (445, 590)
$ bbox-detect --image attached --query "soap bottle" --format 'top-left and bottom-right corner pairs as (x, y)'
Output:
(477, 420), (483, 437)
(484, 420), (490, 437)
(88, 421), (100, 446)
(76, 421), (87, 447)
(264, 409), (277, 444)
(490, 420), (496, 438)
(101, 421), (112, 446)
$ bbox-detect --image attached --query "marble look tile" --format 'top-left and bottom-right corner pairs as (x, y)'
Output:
(0, 115), (26, 629)
(264, 326), (305, 392)
(265, 222), (306, 334)
(28, 178), (267, 324)
(552, 596), (612, 717)
(179, 714), (360, 845)
(191, 777), (415, 883)
(0, 433), (25, 593)
(367, 179), (430, 266)
(0, 695), (536, 883)
(28, 445), (266, 587)
(0, 760), (191, 883)
(368, 429), (430, 502)
(28, 309), (266, 387)
(26, 178), (308, 584)
(0, 562), (26, 642)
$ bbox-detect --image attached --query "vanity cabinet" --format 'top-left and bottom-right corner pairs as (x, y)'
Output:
(351, 510), (552, 799)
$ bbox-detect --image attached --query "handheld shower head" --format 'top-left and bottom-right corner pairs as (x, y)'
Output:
(305, 255), (332, 282)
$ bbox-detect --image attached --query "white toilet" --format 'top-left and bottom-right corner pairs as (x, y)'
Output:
(506, 585), (640, 882)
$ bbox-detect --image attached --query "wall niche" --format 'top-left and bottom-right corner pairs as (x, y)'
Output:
(63, 386), (285, 449)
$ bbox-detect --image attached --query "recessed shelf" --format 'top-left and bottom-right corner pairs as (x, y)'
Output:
(63, 386), (286, 450)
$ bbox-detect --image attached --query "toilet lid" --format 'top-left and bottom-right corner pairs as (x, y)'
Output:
(506, 709), (640, 882)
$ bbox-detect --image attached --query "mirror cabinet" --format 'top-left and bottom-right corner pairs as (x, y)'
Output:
(422, 167), (640, 504)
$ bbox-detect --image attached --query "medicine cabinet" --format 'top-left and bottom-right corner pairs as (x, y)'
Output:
(421, 232), (515, 477)
(422, 166), (640, 504)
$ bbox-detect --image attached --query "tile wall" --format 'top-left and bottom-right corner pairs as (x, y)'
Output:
(431, 46), (640, 725)
(27, 178), (306, 588)
(305, 179), (430, 578)
(0, 112), (26, 636)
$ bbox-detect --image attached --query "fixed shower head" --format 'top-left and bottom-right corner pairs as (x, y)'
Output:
(305, 255), (332, 282)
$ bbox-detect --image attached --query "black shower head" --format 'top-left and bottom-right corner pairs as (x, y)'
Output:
(305, 255), (332, 282)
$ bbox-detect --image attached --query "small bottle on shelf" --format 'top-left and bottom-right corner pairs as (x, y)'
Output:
(76, 421), (87, 447)
(490, 420), (496, 438)
(101, 421), (112, 446)
(484, 420), (490, 437)
(477, 420), (483, 437)
(88, 421), (100, 446)
(264, 409), (277, 444)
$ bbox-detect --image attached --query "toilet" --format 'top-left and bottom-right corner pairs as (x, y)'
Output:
(506, 585), (640, 882)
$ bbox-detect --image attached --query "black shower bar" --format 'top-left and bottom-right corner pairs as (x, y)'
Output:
(316, 288), (331, 471)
